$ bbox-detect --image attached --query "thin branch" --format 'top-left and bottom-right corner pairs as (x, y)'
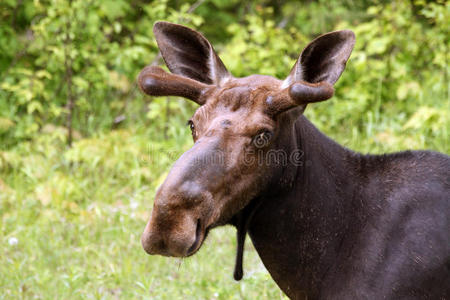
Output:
(187, 0), (205, 14)
(64, 8), (74, 146)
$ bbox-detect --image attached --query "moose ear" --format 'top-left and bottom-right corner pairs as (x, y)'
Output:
(153, 21), (231, 86)
(284, 30), (355, 87)
(268, 30), (354, 114)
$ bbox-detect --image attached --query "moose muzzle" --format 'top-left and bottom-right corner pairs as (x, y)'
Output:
(141, 138), (224, 257)
(141, 206), (200, 257)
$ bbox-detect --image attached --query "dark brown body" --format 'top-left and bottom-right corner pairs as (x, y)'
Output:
(246, 113), (450, 299)
(138, 22), (450, 299)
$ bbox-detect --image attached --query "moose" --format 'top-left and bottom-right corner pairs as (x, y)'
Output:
(138, 22), (450, 299)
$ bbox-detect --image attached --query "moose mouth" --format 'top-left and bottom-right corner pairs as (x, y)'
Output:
(186, 219), (209, 256)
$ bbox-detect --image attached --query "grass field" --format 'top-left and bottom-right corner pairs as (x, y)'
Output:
(0, 120), (287, 299)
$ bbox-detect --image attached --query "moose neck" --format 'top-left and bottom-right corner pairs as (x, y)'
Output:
(247, 112), (360, 299)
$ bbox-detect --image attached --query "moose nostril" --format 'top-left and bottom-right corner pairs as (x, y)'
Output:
(187, 218), (202, 255)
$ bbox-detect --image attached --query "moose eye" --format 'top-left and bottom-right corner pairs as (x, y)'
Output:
(187, 120), (196, 136)
(252, 130), (273, 148)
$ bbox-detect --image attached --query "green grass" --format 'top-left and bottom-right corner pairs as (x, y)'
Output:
(1, 93), (448, 299)
(0, 125), (286, 299)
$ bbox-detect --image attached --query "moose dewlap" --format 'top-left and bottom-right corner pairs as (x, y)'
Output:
(138, 21), (450, 300)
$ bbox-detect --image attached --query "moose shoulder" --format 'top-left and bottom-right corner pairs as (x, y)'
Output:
(138, 22), (450, 300)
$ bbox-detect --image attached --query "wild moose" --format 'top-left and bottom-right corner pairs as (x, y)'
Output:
(138, 22), (450, 299)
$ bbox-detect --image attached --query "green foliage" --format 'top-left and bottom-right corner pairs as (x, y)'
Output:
(0, 0), (449, 299)
(306, 0), (449, 153)
(0, 0), (203, 147)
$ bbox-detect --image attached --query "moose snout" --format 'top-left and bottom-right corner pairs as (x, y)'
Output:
(141, 142), (220, 257)
(141, 190), (202, 257)
(141, 216), (198, 257)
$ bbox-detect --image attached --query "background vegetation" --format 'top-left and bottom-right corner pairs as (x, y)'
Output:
(1, 0), (448, 299)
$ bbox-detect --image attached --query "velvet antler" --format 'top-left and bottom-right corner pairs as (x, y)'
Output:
(138, 66), (211, 105)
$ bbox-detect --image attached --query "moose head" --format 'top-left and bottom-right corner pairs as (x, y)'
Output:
(139, 22), (354, 271)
